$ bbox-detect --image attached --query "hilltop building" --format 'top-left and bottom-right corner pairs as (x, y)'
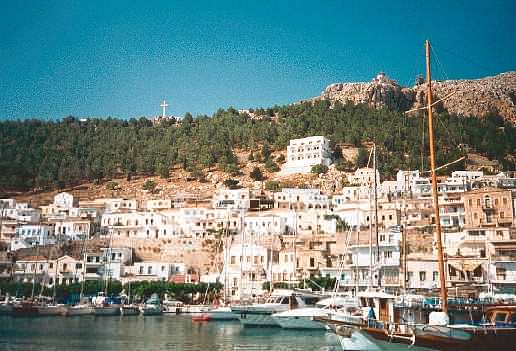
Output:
(282, 136), (332, 175)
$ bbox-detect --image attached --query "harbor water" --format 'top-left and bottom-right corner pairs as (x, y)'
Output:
(0, 315), (342, 351)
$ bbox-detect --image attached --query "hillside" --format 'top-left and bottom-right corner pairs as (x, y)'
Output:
(317, 72), (516, 124)
(1, 96), (515, 195)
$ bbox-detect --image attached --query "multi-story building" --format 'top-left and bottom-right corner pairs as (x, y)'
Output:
(463, 187), (514, 228)
(283, 136), (332, 174)
(212, 188), (250, 210)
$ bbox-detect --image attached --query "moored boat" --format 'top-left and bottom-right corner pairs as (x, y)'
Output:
(64, 303), (94, 316)
(205, 306), (238, 321)
(120, 305), (140, 316)
(232, 289), (323, 327)
(11, 301), (39, 317)
(36, 304), (66, 316)
(272, 296), (360, 329)
(140, 294), (162, 316)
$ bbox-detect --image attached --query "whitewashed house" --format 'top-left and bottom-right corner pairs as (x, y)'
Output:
(282, 136), (332, 174)
(212, 188), (250, 210)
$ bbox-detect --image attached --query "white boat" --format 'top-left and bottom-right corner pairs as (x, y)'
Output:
(232, 289), (322, 327)
(272, 296), (360, 329)
(205, 306), (238, 321)
(183, 305), (211, 313)
(64, 304), (94, 316)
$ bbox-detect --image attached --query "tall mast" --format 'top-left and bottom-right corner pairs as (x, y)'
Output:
(425, 39), (448, 313)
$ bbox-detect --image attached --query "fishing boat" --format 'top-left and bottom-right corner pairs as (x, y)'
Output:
(272, 296), (360, 329)
(140, 294), (162, 316)
(231, 289), (322, 327)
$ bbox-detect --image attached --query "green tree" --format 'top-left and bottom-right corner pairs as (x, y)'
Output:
(142, 179), (157, 192)
(250, 167), (264, 181)
(265, 159), (280, 172)
(311, 164), (328, 174)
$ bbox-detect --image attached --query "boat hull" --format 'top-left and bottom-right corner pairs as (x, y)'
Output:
(94, 306), (121, 316)
(0, 303), (13, 315)
(273, 315), (326, 329)
(360, 324), (516, 351)
(65, 305), (94, 316)
(37, 305), (66, 316)
(140, 306), (162, 316)
(120, 306), (140, 316)
(11, 304), (39, 317)
(207, 310), (238, 321)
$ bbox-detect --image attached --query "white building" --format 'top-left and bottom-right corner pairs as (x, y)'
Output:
(53, 192), (78, 208)
(283, 136), (332, 174)
(11, 224), (55, 250)
(212, 188), (250, 210)
(223, 242), (272, 300)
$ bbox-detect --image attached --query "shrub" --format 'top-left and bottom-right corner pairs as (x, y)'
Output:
(142, 179), (157, 192)
(276, 154), (285, 164)
(250, 167), (264, 181)
(106, 181), (119, 191)
(265, 159), (280, 172)
(311, 164), (328, 174)
(265, 180), (280, 192)
(223, 178), (240, 189)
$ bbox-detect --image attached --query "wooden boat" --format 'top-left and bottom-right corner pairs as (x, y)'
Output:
(348, 305), (516, 351)
(11, 301), (39, 317)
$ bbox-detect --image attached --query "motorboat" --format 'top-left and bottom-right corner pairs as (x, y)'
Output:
(272, 296), (360, 329)
(205, 306), (238, 321)
(232, 289), (323, 327)
(162, 297), (184, 314)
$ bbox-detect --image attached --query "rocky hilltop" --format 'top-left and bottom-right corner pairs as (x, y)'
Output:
(317, 72), (516, 123)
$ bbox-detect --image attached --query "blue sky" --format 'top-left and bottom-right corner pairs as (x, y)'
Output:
(1, 0), (515, 120)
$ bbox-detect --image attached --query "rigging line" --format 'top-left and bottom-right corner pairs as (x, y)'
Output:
(420, 156), (466, 174)
(404, 92), (457, 114)
(430, 44), (449, 81)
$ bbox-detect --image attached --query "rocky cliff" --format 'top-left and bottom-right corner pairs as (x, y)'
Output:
(317, 72), (516, 123)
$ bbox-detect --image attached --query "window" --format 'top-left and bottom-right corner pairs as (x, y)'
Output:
(500, 212), (505, 219)
(230, 256), (235, 264)
(310, 257), (315, 267)
(139, 266), (144, 274)
(433, 271), (439, 281)
(384, 251), (392, 259)
(503, 197), (508, 205)
(419, 271), (426, 281)
(76, 263), (82, 269)
(147, 266), (152, 274)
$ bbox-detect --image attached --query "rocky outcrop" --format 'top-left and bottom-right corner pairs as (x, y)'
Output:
(317, 72), (516, 124)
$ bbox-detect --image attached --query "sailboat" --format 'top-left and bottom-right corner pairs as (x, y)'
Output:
(324, 40), (516, 351)
(120, 282), (140, 316)
(36, 247), (66, 316)
(204, 209), (238, 321)
(63, 237), (94, 316)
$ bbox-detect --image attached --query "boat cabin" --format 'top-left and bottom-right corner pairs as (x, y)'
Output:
(485, 306), (516, 327)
